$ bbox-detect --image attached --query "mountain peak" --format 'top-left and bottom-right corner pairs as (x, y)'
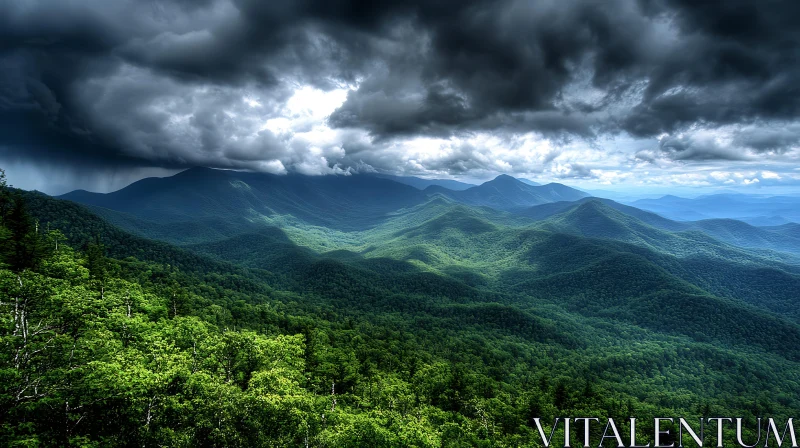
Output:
(481, 174), (528, 190)
(571, 199), (616, 215)
(491, 174), (519, 183)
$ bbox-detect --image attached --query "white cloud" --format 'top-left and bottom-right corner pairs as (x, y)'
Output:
(709, 171), (731, 181)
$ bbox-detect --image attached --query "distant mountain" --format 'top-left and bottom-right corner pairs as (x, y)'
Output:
(58, 168), (800, 260)
(629, 193), (800, 223)
(519, 198), (800, 258)
(583, 189), (649, 202)
(424, 174), (589, 210)
(534, 200), (770, 260)
(686, 219), (800, 256)
(58, 169), (593, 246)
(60, 170), (588, 243)
(738, 216), (793, 226)
(370, 173), (475, 190)
(60, 167), (429, 236)
(763, 222), (800, 238)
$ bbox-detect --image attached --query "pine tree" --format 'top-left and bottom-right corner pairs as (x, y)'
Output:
(5, 195), (41, 272)
(0, 168), (12, 222)
(85, 236), (107, 286)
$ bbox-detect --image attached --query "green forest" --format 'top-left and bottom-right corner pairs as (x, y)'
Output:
(2, 169), (800, 447)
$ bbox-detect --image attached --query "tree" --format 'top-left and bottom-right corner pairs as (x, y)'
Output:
(5, 196), (42, 272)
(85, 236), (106, 287)
(45, 229), (66, 254)
(0, 168), (12, 222)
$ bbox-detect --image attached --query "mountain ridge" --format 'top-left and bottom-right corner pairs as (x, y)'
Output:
(423, 174), (590, 210)
(629, 193), (800, 223)
(59, 168), (430, 233)
(369, 173), (476, 190)
(519, 197), (800, 258)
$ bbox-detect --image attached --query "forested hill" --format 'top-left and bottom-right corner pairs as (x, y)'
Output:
(18, 190), (255, 278)
(518, 198), (800, 258)
(60, 167), (430, 232)
(3, 172), (800, 446)
(56, 169), (590, 245)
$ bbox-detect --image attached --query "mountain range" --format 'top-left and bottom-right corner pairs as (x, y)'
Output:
(50, 168), (800, 332)
(629, 193), (800, 224)
(517, 197), (800, 257)
(368, 173), (476, 190)
(9, 165), (800, 443)
(59, 168), (587, 243)
(58, 168), (800, 260)
(27, 173), (799, 346)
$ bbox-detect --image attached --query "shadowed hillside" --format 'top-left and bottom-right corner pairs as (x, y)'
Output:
(61, 168), (430, 234)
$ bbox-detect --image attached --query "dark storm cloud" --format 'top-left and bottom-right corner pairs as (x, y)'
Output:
(642, 122), (800, 163)
(327, 0), (800, 146)
(655, 132), (748, 162)
(1, 0), (800, 179)
(622, 0), (800, 136)
(733, 123), (800, 153)
(329, 0), (661, 138)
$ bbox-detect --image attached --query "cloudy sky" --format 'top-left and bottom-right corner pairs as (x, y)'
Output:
(1, 0), (800, 195)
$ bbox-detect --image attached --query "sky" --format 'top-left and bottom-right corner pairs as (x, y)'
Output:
(1, 0), (800, 195)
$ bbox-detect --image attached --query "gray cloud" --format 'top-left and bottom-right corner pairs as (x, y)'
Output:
(554, 163), (596, 179)
(733, 123), (800, 153)
(637, 122), (800, 164)
(1, 0), (800, 189)
(656, 132), (748, 162)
